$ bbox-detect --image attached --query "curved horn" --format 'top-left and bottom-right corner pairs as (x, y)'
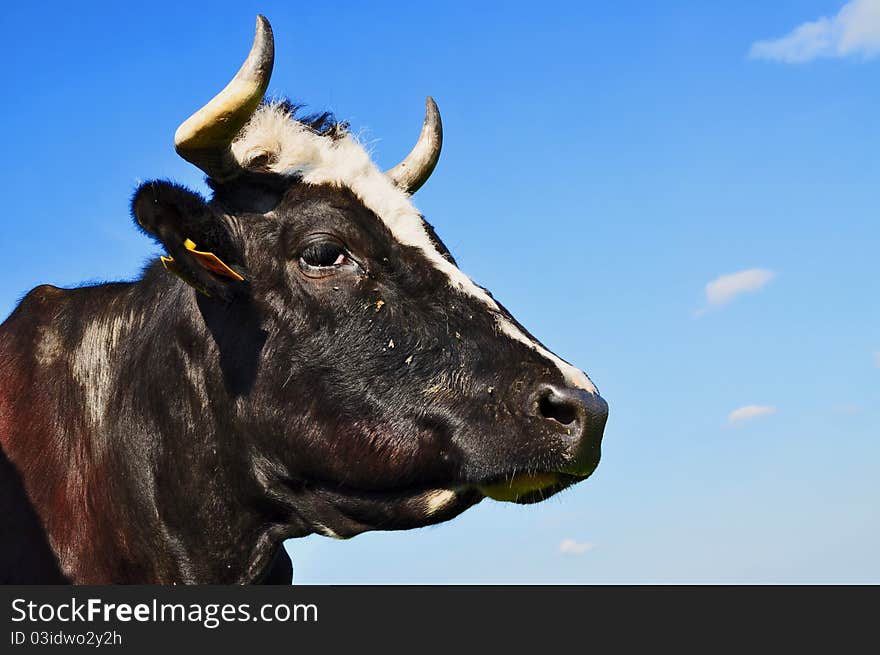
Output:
(174, 16), (275, 181)
(386, 96), (443, 194)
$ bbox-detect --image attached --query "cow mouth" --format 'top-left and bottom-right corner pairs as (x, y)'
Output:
(474, 445), (601, 504)
(476, 472), (587, 504)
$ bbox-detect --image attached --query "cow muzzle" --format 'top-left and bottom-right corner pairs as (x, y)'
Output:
(479, 382), (608, 503)
(534, 383), (608, 473)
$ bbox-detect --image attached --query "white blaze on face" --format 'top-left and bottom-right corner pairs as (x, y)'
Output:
(495, 320), (598, 394)
(232, 104), (598, 395)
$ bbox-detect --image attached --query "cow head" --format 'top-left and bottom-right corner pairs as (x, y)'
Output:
(132, 17), (608, 539)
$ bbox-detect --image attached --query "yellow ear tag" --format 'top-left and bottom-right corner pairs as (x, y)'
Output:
(160, 239), (243, 297)
(160, 239), (244, 283)
(182, 239), (245, 281)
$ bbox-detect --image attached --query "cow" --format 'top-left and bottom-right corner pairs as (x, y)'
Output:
(0, 16), (608, 584)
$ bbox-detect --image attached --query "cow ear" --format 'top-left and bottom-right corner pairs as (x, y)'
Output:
(132, 181), (246, 300)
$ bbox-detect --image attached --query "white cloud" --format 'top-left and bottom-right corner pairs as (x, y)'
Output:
(559, 539), (594, 555)
(696, 268), (775, 316)
(727, 404), (777, 425)
(749, 0), (880, 63)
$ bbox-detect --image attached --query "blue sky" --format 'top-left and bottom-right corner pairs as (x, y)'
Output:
(1, 1), (877, 582)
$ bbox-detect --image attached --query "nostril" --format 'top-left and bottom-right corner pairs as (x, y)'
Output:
(532, 384), (608, 477)
(537, 390), (579, 427)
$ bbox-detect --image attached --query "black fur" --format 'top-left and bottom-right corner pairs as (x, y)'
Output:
(265, 99), (348, 140)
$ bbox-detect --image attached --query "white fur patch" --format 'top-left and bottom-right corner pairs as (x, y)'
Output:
(72, 311), (138, 429)
(232, 104), (597, 394)
(423, 489), (457, 516)
(314, 522), (343, 539)
(35, 326), (63, 366)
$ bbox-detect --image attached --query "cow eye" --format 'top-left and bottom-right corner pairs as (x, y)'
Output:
(301, 242), (346, 267)
(298, 238), (353, 276)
